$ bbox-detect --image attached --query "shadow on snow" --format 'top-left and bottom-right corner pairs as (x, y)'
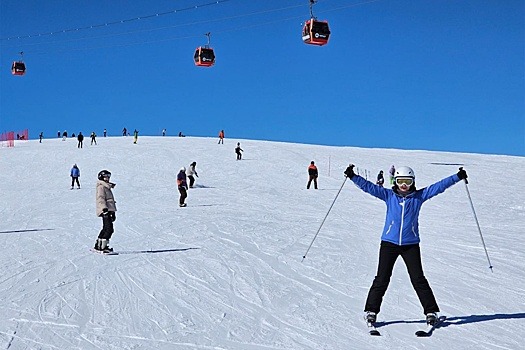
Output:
(376, 312), (525, 328)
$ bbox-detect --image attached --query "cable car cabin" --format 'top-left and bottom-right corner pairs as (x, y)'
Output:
(11, 61), (26, 76)
(302, 19), (330, 46)
(194, 47), (215, 67)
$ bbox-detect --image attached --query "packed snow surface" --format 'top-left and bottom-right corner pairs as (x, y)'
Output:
(1, 136), (524, 349)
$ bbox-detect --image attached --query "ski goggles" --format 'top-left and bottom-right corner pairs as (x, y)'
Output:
(395, 177), (414, 186)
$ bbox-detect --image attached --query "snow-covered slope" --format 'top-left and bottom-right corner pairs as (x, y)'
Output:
(1, 136), (524, 350)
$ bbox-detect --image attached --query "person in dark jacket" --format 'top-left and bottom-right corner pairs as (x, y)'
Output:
(307, 161), (318, 189)
(235, 142), (243, 160)
(177, 167), (188, 207)
(70, 164), (81, 189)
(77, 132), (84, 148)
(344, 164), (468, 326)
(90, 132), (97, 145)
(376, 170), (385, 187)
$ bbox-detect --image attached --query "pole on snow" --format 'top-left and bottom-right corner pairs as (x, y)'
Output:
(460, 167), (494, 272)
(302, 176), (348, 262)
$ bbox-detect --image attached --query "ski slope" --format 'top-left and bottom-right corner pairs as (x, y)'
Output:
(1, 136), (524, 350)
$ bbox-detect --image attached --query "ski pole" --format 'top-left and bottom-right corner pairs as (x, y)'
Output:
(302, 176), (348, 262)
(460, 167), (493, 272)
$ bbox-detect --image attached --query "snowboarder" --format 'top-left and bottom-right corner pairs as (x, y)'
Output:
(177, 167), (188, 207)
(77, 132), (84, 148)
(376, 170), (384, 187)
(90, 132), (97, 145)
(388, 165), (395, 185)
(94, 170), (117, 253)
(218, 130), (224, 144)
(235, 142), (243, 160)
(344, 164), (468, 326)
(307, 161), (318, 189)
(187, 162), (199, 188)
(70, 164), (81, 189)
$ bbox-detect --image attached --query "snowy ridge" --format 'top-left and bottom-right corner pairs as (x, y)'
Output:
(0, 136), (524, 350)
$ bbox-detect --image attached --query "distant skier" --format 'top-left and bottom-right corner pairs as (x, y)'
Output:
(133, 129), (138, 144)
(103, 128), (107, 137)
(122, 127), (127, 136)
(70, 164), (81, 189)
(77, 132), (84, 148)
(57, 131), (61, 138)
(218, 130), (224, 144)
(39, 132), (43, 143)
(235, 142), (243, 160)
(307, 161), (318, 189)
(62, 130), (68, 141)
(389, 165), (396, 185)
(187, 161), (199, 188)
(376, 170), (384, 187)
(344, 164), (468, 327)
(177, 167), (188, 207)
(162, 128), (166, 136)
(94, 170), (117, 253)
(90, 132), (97, 145)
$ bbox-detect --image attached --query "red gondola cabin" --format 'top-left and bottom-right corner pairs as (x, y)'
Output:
(11, 61), (26, 76)
(194, 47), (215, 67)
(302, 19), (330, 46)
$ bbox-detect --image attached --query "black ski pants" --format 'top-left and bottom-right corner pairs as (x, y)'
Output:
(98, 213), (114, 240)
(188, 175), (195, 188)
(178, 187), (187, 205)
(364, 241), (439, 315)
(71, 177), (80, 188)
(307, 175), (318, 189)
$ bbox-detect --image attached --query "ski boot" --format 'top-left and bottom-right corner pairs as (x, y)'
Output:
(365, 311), (377, 324)
(426, 312), (438, 326)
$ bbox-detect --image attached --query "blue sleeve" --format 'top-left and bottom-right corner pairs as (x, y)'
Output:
(420, 174), (460, 201)
(351, 175), (389, 201)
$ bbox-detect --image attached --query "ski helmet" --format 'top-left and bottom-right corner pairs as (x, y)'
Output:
(98, 169), (111, 180)
(180, 167), (186, 172)
(394, 166), (415, 179)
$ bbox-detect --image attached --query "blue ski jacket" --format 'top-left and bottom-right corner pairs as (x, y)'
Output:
(70, 166), (80, 177)
(351, 174), (460, 245)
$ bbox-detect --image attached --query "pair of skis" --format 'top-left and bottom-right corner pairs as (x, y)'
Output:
(367, 315), (446, 337)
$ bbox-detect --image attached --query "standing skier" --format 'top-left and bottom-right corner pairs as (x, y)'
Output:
(177, 167), (188, 207)
(90, 132), (97, 145)
(187, 162), (199, 188)
(94, 170), (117, 253)
(218, 130), (224, 144)
(376, 170), (385, 187)
(344, 164), (468, 326)
(77, 132), (84, 148)
(133, 129), (139, 144)
(307, 161), (318, 189)
(39, 132), (44, 143)
(70, 164), (81, 189)
(235, 142), (244, 160)
(388, 165), (396, 185)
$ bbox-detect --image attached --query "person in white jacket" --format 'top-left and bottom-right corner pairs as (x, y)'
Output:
(94, 170), (117, 253)
(187, 161), (199, 188)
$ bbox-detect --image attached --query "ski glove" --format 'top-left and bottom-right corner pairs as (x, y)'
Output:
(457, 168), (468, 180)
(344, 165), (355, 179)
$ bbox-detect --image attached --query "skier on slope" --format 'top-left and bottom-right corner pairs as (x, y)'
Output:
(70, 164), (81, 189)
(235, 142), (244, 160)
(187, 162), (199, 188)
(177, 167), (188, 207)
(344, 164), (468, 326)
(94, 170), (117, 253)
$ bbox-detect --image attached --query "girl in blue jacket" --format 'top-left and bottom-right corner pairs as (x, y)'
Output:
(344, 164), (468, 325)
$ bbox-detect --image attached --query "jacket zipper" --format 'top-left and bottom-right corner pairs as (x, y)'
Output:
(399, 198), (406, 245)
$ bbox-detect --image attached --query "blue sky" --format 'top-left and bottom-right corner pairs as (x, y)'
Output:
(1, 0), (523, 156)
